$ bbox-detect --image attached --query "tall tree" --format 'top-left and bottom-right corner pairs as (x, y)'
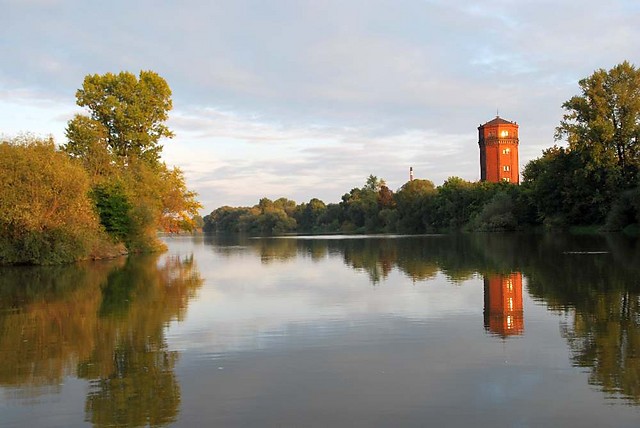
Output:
(556, 61), (640, 188)
(63, 71), (200, 247)
(66, 70), (174, 166)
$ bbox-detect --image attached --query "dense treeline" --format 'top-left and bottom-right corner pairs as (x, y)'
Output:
(204, 62), (640, 235)
(1, 71), (200, 264)
(203, 175), (532, 234)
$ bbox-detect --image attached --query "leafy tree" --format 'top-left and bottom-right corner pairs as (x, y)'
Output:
(296, 198), (327, 232)
(158, 166), (202, 233)
(470, 192), (517, 231)
(273, 197), (297, 217)
(191, 215), (205, 231)
(65, 115), (114, 179)
(521, 146), (610, 226)
(63, 71), (200, 248)
(556, 61), (640, 189)
(203, 206), (250, 233)
(68, 71), (174, 166)
(0, 136), (108, 264)
(363, 174), (384, 192)
(395, 179), (436, 232)
(316, 203), (344, 232)
(90, 182), (132, 241)
(377, 185), (396, 209)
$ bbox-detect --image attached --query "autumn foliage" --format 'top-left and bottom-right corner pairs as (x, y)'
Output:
(0, 71), (201, 264)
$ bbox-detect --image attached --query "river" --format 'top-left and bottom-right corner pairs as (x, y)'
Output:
(1, 233), (640, 427)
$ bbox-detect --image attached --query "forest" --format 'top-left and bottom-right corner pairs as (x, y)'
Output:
(204, 62), (640, 235)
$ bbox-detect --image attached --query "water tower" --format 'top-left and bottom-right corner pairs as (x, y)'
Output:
(478, 116), (519, 183)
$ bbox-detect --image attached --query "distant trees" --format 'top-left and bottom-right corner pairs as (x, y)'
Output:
(394, 179), (435, 232)
(203, 176), (530, 235)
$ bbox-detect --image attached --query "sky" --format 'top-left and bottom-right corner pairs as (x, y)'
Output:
(2, 0), (640, 214)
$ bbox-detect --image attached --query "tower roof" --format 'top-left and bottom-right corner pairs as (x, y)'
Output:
(481, 116), (516, 126)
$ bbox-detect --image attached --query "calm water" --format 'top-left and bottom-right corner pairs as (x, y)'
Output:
(1, 233), (640, 427)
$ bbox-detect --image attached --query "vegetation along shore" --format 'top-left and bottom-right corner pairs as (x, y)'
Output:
(204, 63), (640, 236)
(1, 71), (200, 265)
(3, 62), (640, 264)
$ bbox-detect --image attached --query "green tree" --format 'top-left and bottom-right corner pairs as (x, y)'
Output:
(63, 71), (200, 248)
(68, 71), (174, 166)
(363, 175), (384, 192)
(296, 198), (327, 232)
(395, 179), (436, 233)
(65, 115), (114, 179)
(90, 182), (132, 241)
(556, 61), (640, 189)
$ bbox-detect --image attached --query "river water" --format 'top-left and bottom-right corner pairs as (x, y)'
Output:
(1, 233), (640, 427)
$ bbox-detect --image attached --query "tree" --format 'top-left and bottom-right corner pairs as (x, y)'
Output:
(63, 71), (200, 247)
(158, 166), (202, 233)
(65, 115), (114, 179)
(522, 146), (611, 225)
(296, 198), (327, 232)
(395, 179), (436, 233)
(67, 70), (174, 166)
(0, 136), (106, 264)
(556, 61), (640, 189)
(363, 175), (384, 192)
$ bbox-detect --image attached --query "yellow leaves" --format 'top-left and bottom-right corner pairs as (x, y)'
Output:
(0, 136), (109, 263)
(0, 138), (98, 233)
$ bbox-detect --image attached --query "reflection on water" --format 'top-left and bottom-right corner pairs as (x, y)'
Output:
(205, 233), (640, 406)
(2, 233), (640, 425)
(0, 254), (202, 426)
(484, 273), (524, 337)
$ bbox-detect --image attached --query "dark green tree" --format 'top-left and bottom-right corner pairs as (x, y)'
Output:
(395, 179), (436, 233)
(556, 61), (640, 189)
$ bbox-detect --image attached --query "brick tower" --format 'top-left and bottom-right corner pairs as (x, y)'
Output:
(478, 116), (519, 183)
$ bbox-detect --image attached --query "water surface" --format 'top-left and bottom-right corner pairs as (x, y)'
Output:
(1, 233), (640, 427)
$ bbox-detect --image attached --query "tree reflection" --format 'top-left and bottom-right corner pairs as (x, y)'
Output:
(562, 292), (640, 403)
(515, 234), (640, 403)
(212, 232), (640, 402)
(0, 260), (122, 396)
(0, 253), (202, 426)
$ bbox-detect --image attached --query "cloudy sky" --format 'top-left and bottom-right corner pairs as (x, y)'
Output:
(2, 0), (639, 213)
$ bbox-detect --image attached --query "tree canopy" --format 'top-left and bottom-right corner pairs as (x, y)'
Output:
(62, 70), (201, 251)
(518, 61), (640, 228)
(556, 61), (640, 188)
(66, 70), (174, 166)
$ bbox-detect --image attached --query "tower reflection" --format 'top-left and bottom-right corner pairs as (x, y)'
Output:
(483, 273), (524, 337)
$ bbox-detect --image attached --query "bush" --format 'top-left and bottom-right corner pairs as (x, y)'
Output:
(0, 137), (105, 264)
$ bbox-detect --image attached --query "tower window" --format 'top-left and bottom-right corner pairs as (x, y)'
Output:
(502, 177), (510, 182)
(502, 148), (510, 154)
(500, 130), (509, 137)
(503, 165), (510, 171)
